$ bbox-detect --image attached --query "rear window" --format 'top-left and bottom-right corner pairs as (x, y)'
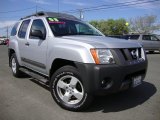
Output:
(11, 22), (19, 36)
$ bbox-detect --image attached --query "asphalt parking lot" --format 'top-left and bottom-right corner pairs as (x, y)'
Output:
(0, 45), (159, 120)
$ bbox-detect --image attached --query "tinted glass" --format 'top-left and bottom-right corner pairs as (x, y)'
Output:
(108, 35), (124, 39)
(46, 17), (102, 36)
(127, 35), (140, 40)
(151, 35), (159, 41)
(156, 35), (160, 40)
(142, 35), (151, 40)
(142, 35), (159, 41)
(11, 22), (19, 36)
(29, 19), (46, 39)
(18, 20), (30, 38)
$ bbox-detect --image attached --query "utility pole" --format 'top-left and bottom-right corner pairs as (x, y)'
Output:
(36, 6), (37, 14)
(79, 9), (84, 20)
(58, 0), (59, 13)
(6, 26), (8, 39)
(36, 0), (38, 14)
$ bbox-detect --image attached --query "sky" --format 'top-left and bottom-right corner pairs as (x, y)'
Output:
(0, 0), (160, 36)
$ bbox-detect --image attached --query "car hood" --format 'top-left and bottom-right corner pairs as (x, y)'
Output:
(61, 35), (141, 48)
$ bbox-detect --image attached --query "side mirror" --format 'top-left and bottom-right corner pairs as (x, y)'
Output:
(30, 30), (45, 40)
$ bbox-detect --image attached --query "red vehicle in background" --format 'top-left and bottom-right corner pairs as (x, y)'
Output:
(3, 38), (9, 46)
(4, 39), (9, 46)
(0, 37), (9, 46)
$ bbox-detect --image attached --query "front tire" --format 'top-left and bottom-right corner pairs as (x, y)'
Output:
(50, 66), (93, 111)
(10, 53), (23, 77)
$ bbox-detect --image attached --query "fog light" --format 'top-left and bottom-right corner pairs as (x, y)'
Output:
(101, 78), (113, 89)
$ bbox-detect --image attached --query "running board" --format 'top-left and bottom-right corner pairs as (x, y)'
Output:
(20, 67), (49, 84)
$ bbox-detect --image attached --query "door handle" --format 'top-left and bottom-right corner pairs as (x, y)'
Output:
(25, 42), (30, 46)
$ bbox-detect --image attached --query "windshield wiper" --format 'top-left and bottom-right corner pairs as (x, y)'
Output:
(78, 33), (102, 36)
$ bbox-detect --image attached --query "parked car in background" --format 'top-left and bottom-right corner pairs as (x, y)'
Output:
(0, 40), (3, 45)
(107, 35), (124, 39)
(4, 39), (9, 46)
(0, 37), (9, 45)
(0, 37), (5, 45)
(108, 34), (160, 53)
(156, 34), (160, 39)
(125, 34), (160, 53)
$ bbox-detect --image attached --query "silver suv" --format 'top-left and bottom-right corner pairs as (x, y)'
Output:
(9, 12), (148, 111)
(124, 34), (160, 53)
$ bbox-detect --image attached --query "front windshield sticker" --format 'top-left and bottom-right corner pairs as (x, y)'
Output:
(48, 17), (65, 24)
(48, 17), (59, 22)
(54, 18), (59, 22)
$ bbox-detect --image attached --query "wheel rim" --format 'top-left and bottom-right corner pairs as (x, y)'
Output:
(11, 58), (17, 74)
(56, 75), (84, 105)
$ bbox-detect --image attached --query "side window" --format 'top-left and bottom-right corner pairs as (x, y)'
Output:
(142, 35), (151, 41)
(18, 20), (30, 38)
(11, 22), (19, 36)
(29, 19), (46, 39)
(151, 35), (159, 41)
(128, 35), (139, 40)
(76, 24), (94, 34)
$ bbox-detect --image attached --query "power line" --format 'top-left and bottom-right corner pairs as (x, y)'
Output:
(58, 0), (60, 13)
(64, 0), (144, 13)
(0, 0), (159, 20)
(0, 6), (36, 13)
(0, 15), (24, 19)
(36, 6), (51, 11)
(85, 0), (160, 12)
(64, 0), (160, 13)
(0, 6), (45, 20)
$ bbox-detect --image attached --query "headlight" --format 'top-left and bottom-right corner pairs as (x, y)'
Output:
(90, 48), (115, 64)
(141, 47), (146, 60)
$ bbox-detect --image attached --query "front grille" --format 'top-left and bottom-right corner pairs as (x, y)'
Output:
(128, 48), (141, 60)
(120, 48), (143, 61)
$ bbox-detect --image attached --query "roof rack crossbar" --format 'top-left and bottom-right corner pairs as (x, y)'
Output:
(20, 11), (79, 20)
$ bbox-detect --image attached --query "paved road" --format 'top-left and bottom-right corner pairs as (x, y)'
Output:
(0, 45), (159, 120)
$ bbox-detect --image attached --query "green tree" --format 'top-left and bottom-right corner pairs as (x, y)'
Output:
(90, 18), (129, 35)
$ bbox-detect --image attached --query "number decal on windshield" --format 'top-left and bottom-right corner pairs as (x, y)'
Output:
(48, 17), (65, 24)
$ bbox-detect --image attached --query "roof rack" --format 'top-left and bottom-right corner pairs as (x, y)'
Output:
(20, 11), (79, 20)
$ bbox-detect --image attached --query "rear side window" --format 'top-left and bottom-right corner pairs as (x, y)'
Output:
(142, 35), (151, 40)
(142, 35), (159, 41)
(128, 35), (140, 40)
(11, 22), (19, 36)
(18, 19), (30, 39)
(151, 35), (159, 41)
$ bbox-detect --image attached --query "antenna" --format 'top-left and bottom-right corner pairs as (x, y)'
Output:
(79, 9), (84, 20)
(36, 0), (38, 14)
(6, 26), (8, 39)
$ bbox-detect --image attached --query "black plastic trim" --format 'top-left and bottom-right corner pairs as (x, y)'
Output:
(74, 60), (148, 95)
(21, 57), (46, 69)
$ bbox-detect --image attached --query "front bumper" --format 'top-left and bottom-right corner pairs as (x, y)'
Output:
(75, 60), (148, 95)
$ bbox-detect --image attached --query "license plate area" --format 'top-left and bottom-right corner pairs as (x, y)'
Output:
(132, 76), (142, 87)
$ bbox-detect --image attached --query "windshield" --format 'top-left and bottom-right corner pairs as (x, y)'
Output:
(46, 17), (103, 37)
(155, 35), (160, 40)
